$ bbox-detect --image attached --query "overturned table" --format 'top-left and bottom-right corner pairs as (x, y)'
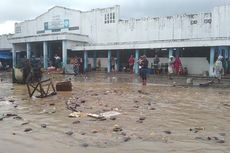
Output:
(26, 78), (57, 98)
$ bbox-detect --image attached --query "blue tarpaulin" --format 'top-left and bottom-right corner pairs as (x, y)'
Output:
(0, 51), (12, 60)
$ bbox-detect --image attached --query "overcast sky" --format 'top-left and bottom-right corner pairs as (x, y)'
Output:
(0, 0), (230, 34)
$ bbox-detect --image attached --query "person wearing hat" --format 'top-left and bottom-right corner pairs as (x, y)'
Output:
(168, 56), (175, 79)
(213, 55), (224, 83)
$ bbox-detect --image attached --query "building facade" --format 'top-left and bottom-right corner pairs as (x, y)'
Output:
(2, 5), (230, 75)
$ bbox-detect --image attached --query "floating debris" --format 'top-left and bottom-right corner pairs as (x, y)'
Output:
(24, 128), (32, 132)
(65, 131), (73, 136)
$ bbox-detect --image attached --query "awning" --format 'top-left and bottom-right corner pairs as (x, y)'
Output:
(0, 51), (12, 60)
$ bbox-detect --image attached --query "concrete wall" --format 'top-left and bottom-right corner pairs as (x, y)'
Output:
(11, 5), (230, 45)
(14, 6), (82, 37)
(212, 5), (230, 37)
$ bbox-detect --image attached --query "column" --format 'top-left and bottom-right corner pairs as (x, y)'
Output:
(134, 49), (139, 74)
(107, 50), (111, 73)
(116, 50), (120, 72)
(220, 46), (229, 71)
(43, 41), (48, 69)
(12, 44), (16, 68)
(168, 48), (173, 57)
(225, 48), (229, 71)
(26, 43), (31, 59)
(93, 51), (97, 69)
(84, 50), (88, 72)
(62, 40), (67, 67)
(209, 47), (215, 77)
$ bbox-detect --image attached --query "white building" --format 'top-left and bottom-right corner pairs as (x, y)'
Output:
(3, 5), (230, 75)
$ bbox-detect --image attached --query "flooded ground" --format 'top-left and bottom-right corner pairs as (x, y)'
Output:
(0, 72), (230, 153)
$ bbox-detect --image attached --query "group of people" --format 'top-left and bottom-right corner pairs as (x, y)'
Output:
(168, 55), (184, 79)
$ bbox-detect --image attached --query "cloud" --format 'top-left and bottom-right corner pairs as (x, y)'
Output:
(0, 20), (17, 35)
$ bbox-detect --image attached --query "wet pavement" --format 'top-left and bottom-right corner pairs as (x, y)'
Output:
(0, 72), (230, 153)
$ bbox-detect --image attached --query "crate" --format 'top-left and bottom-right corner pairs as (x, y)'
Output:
(56, 81), (72, 91)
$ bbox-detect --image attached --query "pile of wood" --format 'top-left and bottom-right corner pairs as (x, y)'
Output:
(56, 81), (72, 91)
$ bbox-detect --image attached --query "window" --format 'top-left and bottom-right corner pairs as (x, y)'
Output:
(37, 30), (45, 34)
(104, 12), (115, 24)
(190, 20), (197, 25)
(113, 13), (115, 23)
(204, 19), (212, 24)
(44, 22), (49, 30)
(110, 13), (113, 23)
(68, 26), (79, 31)
(15, 26), (21, 33)
(52, 29), (61, 32)
(64, 19), (69, 28)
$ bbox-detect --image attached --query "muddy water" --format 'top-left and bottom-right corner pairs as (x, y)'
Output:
(0, 72), (230, 153)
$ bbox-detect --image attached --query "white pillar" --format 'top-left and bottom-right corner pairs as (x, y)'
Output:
(26, 43), (31, 59)
(209, 47), (215, 77)
(168, 48), (173, 58)
(43, 41), (48, 69)
(62, 40), (67, 67)
(134, 49), (139, 74)
(84, 50), (88, 72)
(12, 44), (16, 68)
(107, 50), (111, 73)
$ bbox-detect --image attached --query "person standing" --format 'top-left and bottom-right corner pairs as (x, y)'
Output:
(128, 54), (135, 73)
(73, 56), (79, 76)
(140, 55), (149, 86)
(174, 55), (182, 75)
(111, 57), (116, 73)
(213, 55), (224, 83)
(168, 56), (175, 79)
(153, 54), (160, 74)
(54, 54), (61, 70)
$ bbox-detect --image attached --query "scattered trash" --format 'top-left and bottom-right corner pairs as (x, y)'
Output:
(139, 117), (146, 121)
(190, 127), (205, 133)
(41, 124), (47, 128)
(110, 117), (116, 120)
(24, 128), (32, 132)
(13, 116), (23, 120)
(123, 136), (131, 142)
(81, 143), (89, 147)
(69, 112), (81, 118)
(163, 131), (172, 134)
(136, 120), (143, 123)
(65, 131), (73, 136)
(87, 113), (103, 119)
(72, 120), (80, 124)
(216, 140), (225, 144)
(223, 103), (230, 107)
(0, 117), (4, 121)
(21, 121), (30, 126)
(199, 80), (214, 87)
(113, 125), (122, 132)
(4, 113), (17, 118)
(92, 130), (98, 134)
(81, 132), (86, 135)
(9, 99), (15, 103)
(186, 78), (193, 85)
(100, 111), (121, 119)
